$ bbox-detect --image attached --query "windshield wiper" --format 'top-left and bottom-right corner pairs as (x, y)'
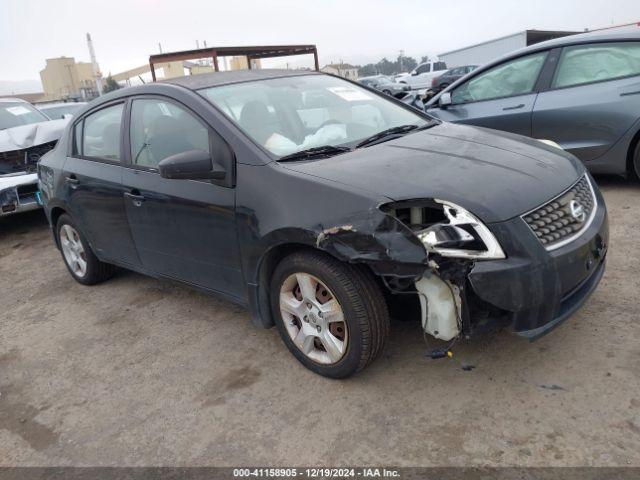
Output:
(355, 123), (435, 149)
(278, 145), (351, 162)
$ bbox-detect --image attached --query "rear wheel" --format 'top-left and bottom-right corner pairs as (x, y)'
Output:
(632, 140), (640, 181)
(270, 251), (389, 378)
(56, 214), (115, 285)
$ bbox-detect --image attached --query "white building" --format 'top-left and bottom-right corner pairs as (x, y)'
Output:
(321, 63), (359, 80)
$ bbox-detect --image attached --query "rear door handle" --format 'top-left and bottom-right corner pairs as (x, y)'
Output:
(502, 103), (525, 111)
(124, 190), (145, 206)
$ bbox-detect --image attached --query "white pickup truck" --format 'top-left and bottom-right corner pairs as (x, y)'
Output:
(396, 60), (448, 90)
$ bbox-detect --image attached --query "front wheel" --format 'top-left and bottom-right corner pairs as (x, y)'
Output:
(270, 251), (389, 378)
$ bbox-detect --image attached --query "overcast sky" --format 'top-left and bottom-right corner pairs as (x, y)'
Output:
(1, 0), (639, 91)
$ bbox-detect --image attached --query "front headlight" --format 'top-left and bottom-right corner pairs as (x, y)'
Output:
(416, 200), (505, 260)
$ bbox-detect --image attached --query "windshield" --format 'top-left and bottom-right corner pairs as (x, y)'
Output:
(39, 104), (84, 119)
(199, 74), (429, 158)
(0, 102), (50, 130)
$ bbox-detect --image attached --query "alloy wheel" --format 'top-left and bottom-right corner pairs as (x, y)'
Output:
(279, 272), (348, 364)
(60, 224), (87, 277)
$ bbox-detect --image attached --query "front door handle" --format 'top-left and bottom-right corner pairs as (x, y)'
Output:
(502, 103), (525, 111)
(65, 175), (79, 188)
(124, 190), (145, 207)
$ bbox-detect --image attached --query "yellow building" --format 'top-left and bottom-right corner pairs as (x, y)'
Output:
(39, 57), (99, 101)
(228, 56), (262, 70)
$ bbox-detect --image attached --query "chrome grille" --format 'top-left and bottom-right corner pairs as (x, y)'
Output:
(522, 175), (596, 250)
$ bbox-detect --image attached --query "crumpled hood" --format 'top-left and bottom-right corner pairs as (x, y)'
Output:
(0, 118), (69, 152)
(282, 122), (585, 223)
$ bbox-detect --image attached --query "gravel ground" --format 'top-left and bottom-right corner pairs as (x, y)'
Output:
(0, 176), (639, 467)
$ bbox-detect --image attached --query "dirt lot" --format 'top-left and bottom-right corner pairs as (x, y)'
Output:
(0, 176), (639, 467)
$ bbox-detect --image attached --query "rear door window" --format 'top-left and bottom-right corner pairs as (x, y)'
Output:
(82, 103), (124, 160)
(552, 42), (640, 88)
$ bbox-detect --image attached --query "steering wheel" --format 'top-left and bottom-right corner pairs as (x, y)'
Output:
(317, 119), (341, 129)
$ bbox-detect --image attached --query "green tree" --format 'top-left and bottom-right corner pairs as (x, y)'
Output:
(376, 58), (396, 76)
(103, 76), (121, 94)
(396, 55), (417, 73)
(358, 63), (378, 76)
(420, 55), (430, 64)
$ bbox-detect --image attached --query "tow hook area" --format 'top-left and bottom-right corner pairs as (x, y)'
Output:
(415, 273), (462, 359)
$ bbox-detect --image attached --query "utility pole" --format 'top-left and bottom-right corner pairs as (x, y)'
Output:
(399, 49), (404, 72)
(86, 33), (103, 96)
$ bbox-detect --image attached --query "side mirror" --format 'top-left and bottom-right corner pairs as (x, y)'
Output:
(439, 92), (452, 108)
(158, 149), (226, 180)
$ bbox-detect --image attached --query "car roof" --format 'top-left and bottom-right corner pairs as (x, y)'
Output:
(163, 68), (320, 90)
(487, 27), (640, 67)
(527, 27), (640, 51)
(38, 102), (87, 109)
(0, 97), (30, 104)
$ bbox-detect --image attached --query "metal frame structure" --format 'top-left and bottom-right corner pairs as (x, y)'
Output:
(148, 45), (319, 81)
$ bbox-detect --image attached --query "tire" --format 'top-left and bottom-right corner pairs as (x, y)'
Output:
(270, 250), (389, 378)
(55, 214), (116, 285)
(382, 89), (392, 95)
(632, 140), (640, 181)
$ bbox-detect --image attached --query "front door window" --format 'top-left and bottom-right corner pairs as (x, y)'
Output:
(129, 98), (210, 169)
(451, 52), (548, 104)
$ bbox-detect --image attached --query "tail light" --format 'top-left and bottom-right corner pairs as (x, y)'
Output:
(431, 78), (437, 87)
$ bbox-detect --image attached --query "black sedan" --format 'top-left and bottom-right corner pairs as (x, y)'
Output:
(38, 70), (608, 378)
(430, 65), (478, 93)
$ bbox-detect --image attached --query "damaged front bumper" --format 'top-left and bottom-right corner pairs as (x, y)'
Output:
(0, 173), (40, 217)
(467, 191), (608, 340)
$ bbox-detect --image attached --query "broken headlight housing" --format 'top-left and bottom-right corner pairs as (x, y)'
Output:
(386, 199), (506, 260)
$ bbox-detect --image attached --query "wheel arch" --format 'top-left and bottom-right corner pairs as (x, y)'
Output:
(249, 233), (394, 329)
(49, 206), (68, 249)
(251, 242), (337, 329)
(626, 126), (640, 177)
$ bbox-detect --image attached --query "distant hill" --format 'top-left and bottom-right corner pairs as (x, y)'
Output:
(0, 79), (43, 95)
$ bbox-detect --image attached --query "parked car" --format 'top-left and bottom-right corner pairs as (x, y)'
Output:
(431, 65), (478, 94)
(426, 29), (640, 178)
(397, 60), (448, 90)
(38, 101), (87, 119)
(39, 70), (608, 378)
(358, 75), (410, 96)
(1, 98), (68, 217)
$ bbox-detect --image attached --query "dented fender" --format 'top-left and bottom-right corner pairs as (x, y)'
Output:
(313, 207), (429, 276)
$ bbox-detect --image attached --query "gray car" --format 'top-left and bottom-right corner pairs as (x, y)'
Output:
(359, 75), (410, 96)
(426, 29), (640, 178)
